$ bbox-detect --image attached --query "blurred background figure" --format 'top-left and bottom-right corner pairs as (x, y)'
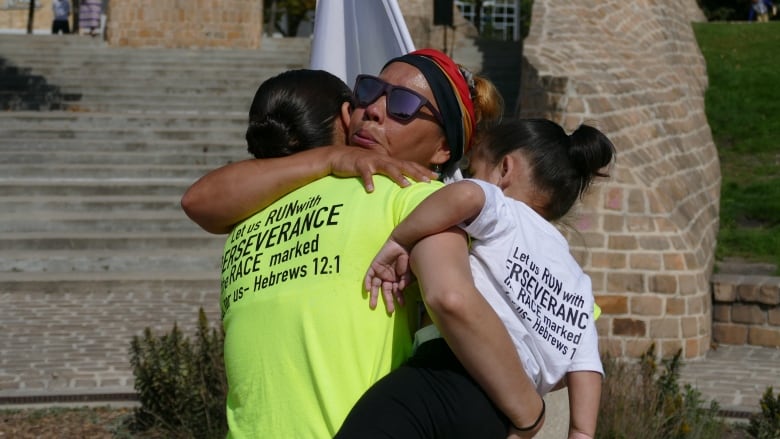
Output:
(52, 0), (71, 35)
(79, 0), (102, 36)
(749, 0), (775, 22)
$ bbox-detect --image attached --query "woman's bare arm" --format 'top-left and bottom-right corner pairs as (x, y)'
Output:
(410, 230), (544, 437)
(181, 146), (437, 234)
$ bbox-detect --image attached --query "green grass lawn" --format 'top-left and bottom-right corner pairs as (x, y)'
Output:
(693, 22), (780, 274)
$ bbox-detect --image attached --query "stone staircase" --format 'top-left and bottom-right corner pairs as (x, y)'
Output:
(0, 34), (310, 403)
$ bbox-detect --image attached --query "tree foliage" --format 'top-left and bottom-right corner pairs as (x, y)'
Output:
(265, 0), (317, 37)
(697, 0), (769, 21)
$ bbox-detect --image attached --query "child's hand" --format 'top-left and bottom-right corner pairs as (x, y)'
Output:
(364, 239), (412, 313)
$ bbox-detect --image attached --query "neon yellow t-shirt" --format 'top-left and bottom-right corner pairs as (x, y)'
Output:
(220, 175), (443, 439)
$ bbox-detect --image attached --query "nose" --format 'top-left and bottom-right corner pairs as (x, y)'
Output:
(363, 94), (387, 123)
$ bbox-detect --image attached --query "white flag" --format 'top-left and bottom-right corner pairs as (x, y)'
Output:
(310, 0), (416, 87)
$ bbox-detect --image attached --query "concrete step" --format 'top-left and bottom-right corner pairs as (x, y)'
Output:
(0, 33), (308, 400)
(0, 231), (222, 251)
(0, 151), (239, 166)
(0, 110), (245, 125)
(0, 126), (242, 142)
(0, 35), (311, 114)
(1, 248), (221, 274)
(0, 209), (201, 233)
(0, 179), (193, 197)
(0, 164), (214, 179)
(0, 138), (246, 155)
(0, 196), (182, 214)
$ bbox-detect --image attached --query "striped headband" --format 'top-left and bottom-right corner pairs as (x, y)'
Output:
(384, 48), (476, 170)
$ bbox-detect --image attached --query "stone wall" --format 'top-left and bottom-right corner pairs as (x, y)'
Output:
(712, 274), (780, 347)
(0, 2), (50, 33)
(107, 0), (263, 48)
(520, 0), (719, 359)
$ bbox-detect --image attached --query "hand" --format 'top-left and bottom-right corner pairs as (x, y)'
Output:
(327, 146), (439, 192)
(364, 239), (412, 313)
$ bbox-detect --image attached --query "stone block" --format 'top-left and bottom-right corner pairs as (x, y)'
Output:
(738, 283), (761, 302)
(759, 282), (780, 305)
(598, 338), (623, 357)
(660, 339), (683, 357)
(603, 213), (625, 231)
(628, 216), (656, 233)
(608, 235), (638, 251)
(732, 304), (766, 325)
(613, 318), (646, 336)
(685, 335), (710, 359)
(630, 295), (664, 316)
(679, 274), (702, 295)
(648, 274), (677, 294)
(769, 308), (780, 326)
(748, 327), (780, 348)
(712, 323), (748, 345)
(596, 294), (628, 314)
(629, 253), (662, 270)
(712, 280), (736, 302)
(625, 339), (655, 358)
(663, 253), (686, 271)
(681, 316), (699, 338)
(687, 295), (706, 314)
(666, 297), (686, 315)
(595, 316), (611, 335)
(712, 304), (731, 323)
(627, 189), (647, 214)
(649, 317), (680, 338)
(607, 272), (645, 293)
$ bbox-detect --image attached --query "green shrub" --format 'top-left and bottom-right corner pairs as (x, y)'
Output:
(745, 387), (780, 439)
(127, 308), (227, 439)
(597, 345), (727, 439)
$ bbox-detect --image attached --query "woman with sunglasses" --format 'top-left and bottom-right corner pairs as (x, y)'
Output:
(183, 50), (543, 438)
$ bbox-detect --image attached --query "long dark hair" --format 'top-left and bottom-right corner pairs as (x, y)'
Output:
(246, 69), (353, 158)
(475, 119), (616, 220)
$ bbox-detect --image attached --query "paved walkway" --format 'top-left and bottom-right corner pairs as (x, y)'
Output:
(677, 344), (780, 415)
(535, 344), (779, 438)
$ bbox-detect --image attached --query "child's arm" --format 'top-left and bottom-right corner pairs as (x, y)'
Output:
(566, 370), (603, 439)
(390, 180), (485, 248)
(365, 181), (486, 310)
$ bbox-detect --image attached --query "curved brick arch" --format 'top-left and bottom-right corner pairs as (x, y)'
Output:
(520, 0), (719, 359)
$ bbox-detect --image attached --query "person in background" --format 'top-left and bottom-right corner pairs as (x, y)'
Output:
(52, 0), (71, 35)
(749, 0), (775, 22)
(79, 0), (102, 36)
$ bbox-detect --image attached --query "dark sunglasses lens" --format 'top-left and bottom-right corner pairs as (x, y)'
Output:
(355, 77), (384, 106)
(387, 89), (424, 121)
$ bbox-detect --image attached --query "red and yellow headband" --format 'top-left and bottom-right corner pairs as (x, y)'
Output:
(384, 48), (476, 171)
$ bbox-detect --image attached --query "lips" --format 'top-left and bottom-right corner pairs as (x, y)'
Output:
(351, 127), (382, 150)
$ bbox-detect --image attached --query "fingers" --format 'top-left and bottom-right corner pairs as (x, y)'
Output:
(382, 281), (396, 314)
(368, 277), (381, 310)
(393, 289), (405, 308)
(360, 171), (376, 193)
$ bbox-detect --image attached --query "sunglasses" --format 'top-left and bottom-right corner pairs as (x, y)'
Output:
(353, 74), (443, 125)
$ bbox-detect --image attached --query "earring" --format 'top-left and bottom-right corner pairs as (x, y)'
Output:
(432, 164), (442, 173)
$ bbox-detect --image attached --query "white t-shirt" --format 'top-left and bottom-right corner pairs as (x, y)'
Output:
(459, 179), (603, 395)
